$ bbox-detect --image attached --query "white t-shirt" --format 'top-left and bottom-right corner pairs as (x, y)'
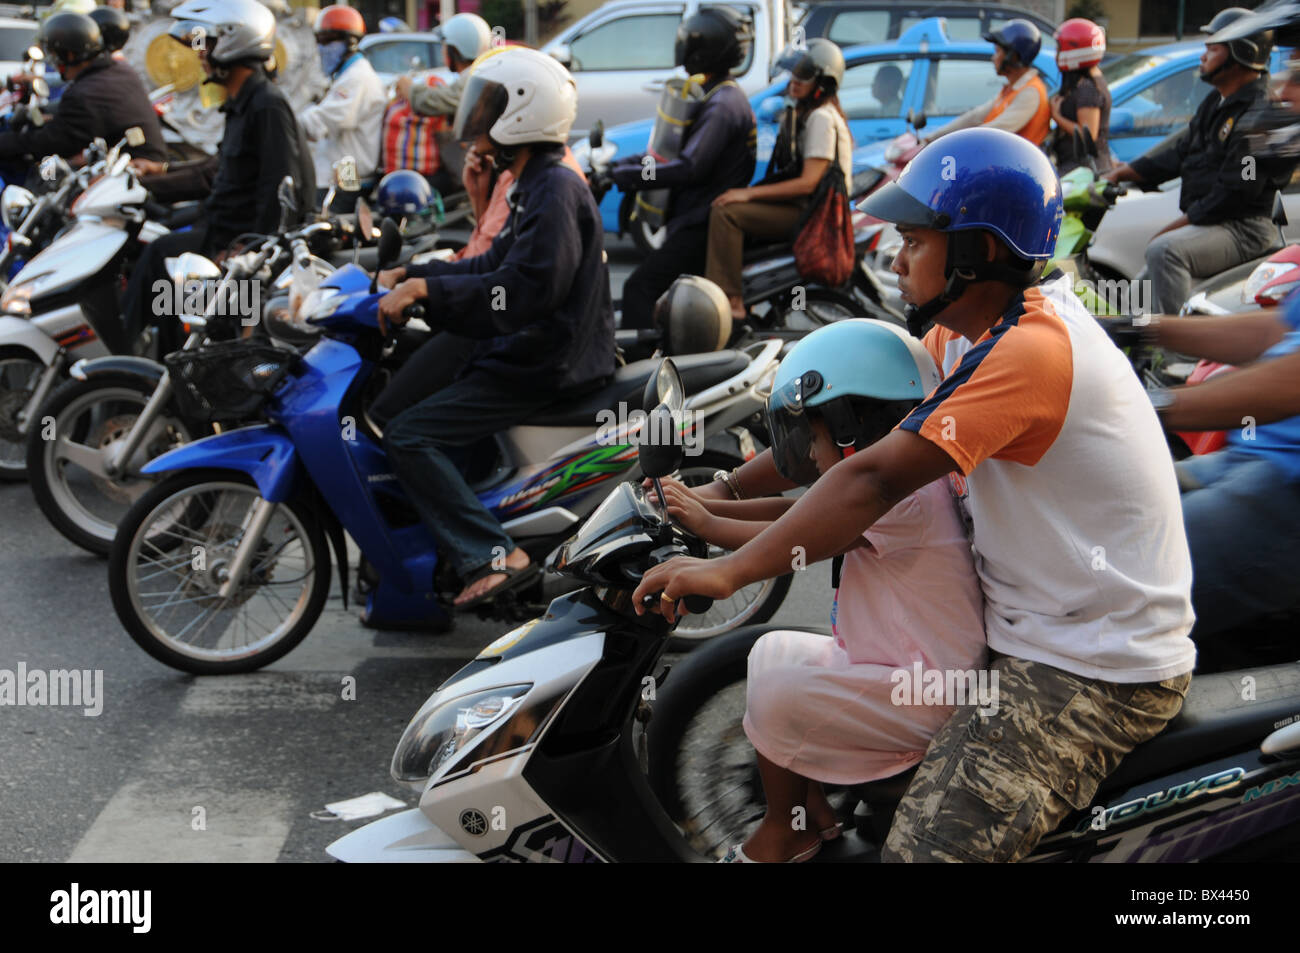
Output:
(898, 272), (1196, 683)
(800, 103), (853, 192)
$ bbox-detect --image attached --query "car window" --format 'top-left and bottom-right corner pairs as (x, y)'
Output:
(1118, 66), (1203, 138)
(1102, 52), (1174, 87)
(364, 40), (438, 74)
(923, 58), (1005, 116)
(826, 11), (891, 45)
(0, 25), (38, 62)
(840, 58), (913, 119)
(900, 15), (982, 41)
(569, 14), (682, 71)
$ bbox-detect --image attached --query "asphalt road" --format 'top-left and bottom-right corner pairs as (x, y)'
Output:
(0, 235), (831, 862)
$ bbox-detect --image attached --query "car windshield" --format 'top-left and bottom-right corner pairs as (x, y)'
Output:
(1103, 52), (1176, 88)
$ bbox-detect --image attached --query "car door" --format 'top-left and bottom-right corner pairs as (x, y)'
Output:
(559, 5), (687, 136)
(839, 55), (921, 144)
(1110, 63), (1205, 164)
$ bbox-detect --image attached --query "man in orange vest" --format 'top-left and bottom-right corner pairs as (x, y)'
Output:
(921, 20), (1050, 147)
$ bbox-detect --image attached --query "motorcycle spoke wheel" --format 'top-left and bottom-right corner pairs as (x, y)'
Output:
(38, 384), (191, 551)
(0, 353), (43, 476)
(115, 479), (325, 671)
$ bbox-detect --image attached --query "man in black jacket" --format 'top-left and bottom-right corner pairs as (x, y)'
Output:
(0, 12), (166, 167)
(1106, 8), (1297, 313)
(122, 0), (314, 350)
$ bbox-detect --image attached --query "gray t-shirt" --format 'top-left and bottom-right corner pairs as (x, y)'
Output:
(800, 104), (853, 191)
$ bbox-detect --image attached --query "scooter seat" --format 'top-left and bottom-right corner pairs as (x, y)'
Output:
(743, 241), (792, 264)
(527, 350), (751, 427)
(1094, 660), (1300, 799)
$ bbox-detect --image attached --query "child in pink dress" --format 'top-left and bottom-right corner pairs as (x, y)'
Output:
(657, 393), (985, 863)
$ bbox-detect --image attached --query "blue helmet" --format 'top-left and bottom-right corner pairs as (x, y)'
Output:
(983, 19), (1042, 68)
(859, 127), (1062, 331)
(767, 319), (941, 485)
(376, 170), (433, 217)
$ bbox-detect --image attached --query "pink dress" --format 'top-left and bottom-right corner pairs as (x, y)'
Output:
(742, 477), (986, 785)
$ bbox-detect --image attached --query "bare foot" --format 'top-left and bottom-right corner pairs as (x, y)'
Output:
(454, 548), (531, 606)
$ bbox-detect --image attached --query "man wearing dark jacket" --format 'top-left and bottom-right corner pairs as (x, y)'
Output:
(376, 48), (614, 610)
(610, 8), (757, 329)
(0, 12), (165, 166)
(122, 0), (314, 350)
(1106, 8), (1297, 313)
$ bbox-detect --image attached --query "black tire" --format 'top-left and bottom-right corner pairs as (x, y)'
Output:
(668, 450), (793, 651)
(108, 469), (332, 675)
(0, 345), (48, 482)
(27, 374), (202, 556)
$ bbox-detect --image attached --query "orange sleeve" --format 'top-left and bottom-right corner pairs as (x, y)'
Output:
(900, 298), (1073, 474)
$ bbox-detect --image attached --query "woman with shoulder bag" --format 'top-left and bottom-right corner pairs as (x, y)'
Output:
(706, 38), (853, 322)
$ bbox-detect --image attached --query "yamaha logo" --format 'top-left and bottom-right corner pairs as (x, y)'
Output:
(459, 809), (489, 836)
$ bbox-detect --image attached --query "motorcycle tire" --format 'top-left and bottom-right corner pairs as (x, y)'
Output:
(27, 374), (205, 556)
(0, 344), (47, 482)
(109, 469), (332, 675)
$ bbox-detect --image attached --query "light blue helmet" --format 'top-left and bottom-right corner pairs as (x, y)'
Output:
(767, 319), (940, 484)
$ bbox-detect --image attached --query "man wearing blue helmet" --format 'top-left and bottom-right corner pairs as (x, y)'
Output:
(636, 127), (1196, 862)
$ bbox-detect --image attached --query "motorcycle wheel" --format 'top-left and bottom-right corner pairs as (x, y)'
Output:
(0, 346), (46, 481)
(108, 470), (331, 675)
(646, 625), (771, 859)
(668, 453), (793, 651)
(26, 375), (203, 556)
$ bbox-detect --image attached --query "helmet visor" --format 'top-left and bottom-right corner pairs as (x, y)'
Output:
(453, 73), (509, 144)
(169, 19), (209, 50)
(789, 51), (821, 82)
(856, 179), (950, 228)
(766, 374), (822, 486)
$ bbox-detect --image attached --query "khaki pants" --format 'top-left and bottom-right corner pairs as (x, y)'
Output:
(882, 653), (1191, 863)
(706, 199), (806, 299)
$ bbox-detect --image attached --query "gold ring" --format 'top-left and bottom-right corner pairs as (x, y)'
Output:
(660, 593), (674, 602)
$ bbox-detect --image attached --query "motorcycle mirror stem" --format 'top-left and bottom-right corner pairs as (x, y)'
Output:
(372, 217), (402, 294)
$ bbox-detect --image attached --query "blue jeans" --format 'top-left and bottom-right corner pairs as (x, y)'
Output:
(1178, 451), (1300, 640)
(383, 369), (535, 578)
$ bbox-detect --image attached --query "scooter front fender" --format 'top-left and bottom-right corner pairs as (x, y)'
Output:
(141, 423), (300, 502)
(69, 354), (164, 387)
(0, 314), (58, 364)
(326, 808), (479, 863)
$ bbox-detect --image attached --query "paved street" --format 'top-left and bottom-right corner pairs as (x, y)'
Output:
(0, 235), (830, 862)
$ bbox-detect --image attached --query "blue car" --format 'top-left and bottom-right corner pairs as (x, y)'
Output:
(577, 17), (1062, 242)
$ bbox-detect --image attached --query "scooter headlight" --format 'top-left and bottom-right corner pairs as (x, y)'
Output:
(391, 684), (532, 788)
(1, 282), (32, 316)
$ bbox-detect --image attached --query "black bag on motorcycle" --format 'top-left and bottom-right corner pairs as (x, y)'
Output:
(633, 78), (736, 231)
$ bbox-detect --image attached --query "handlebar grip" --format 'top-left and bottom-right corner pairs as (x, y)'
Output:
(403, 303), (425, 322)
(681, 594), (713, 615)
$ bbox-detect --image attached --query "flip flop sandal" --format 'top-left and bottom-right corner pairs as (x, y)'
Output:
(453, 561), (542, 612)
(820, 822), (844, 842)
(718, 840), (822, 863)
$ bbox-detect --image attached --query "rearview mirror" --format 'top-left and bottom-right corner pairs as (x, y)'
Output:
(549, 44), (572, 67)
(164, 252), (221, 293)
(1109, 108), (1135, 133)
(333, 156), (360, 193)
(371, 217), (402, 293)
(356, 197), (375, 241)
(277, 175), (297, 215)
(1272, 190), (1288, 227)
(589, 119), (603, 149)
(637, 358), (686, 480)
(1080, 124), (1097, 159)
(907, 108), (927, 131)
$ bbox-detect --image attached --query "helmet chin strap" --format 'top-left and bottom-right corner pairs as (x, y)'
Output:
(901, 231), (1041, 337)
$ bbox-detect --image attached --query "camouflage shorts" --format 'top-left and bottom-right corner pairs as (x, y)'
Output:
(881, 653), (1192, 863)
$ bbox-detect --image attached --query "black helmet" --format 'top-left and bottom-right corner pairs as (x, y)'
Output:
(1201, 7), (1273, 71)
(674, 7), (753, 75)
(41, 12), (103, 68)
(784, 38), (845, 97)
(89, 7), (131, 53)
(653, 275), (732, 354)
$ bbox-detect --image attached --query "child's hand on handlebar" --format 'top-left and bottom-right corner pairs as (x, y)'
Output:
(659, 481), (715, 537)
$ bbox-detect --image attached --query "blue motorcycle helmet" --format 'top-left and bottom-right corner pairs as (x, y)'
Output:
(767, 319), (941, 485)
(983, 18), (1042, 69)
(858, 126), (1063, 334)
(376, 170), (434, 217)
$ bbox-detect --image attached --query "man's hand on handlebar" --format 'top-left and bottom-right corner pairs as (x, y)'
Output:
(130, 158), (168, 177)
(377, 277), (427, 336)
(377, 265), (406, 290)
(633, 555), (736, 624)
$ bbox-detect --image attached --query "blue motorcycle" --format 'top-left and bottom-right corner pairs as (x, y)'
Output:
(106, 223), (786, 674)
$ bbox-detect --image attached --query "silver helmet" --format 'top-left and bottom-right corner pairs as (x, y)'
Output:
(168, 0), (277, 68)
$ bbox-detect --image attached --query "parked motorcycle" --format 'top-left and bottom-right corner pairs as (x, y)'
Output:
(326, 374), (1300, 862)
(105, 221), (787, 674)
(0, 128), (168, 481)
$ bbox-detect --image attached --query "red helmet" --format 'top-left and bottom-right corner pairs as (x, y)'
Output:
(1055, 17), (1105, 71)
(315, 5), (366, 43)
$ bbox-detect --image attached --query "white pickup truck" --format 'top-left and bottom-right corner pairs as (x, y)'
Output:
(543, 0), (794, 138)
